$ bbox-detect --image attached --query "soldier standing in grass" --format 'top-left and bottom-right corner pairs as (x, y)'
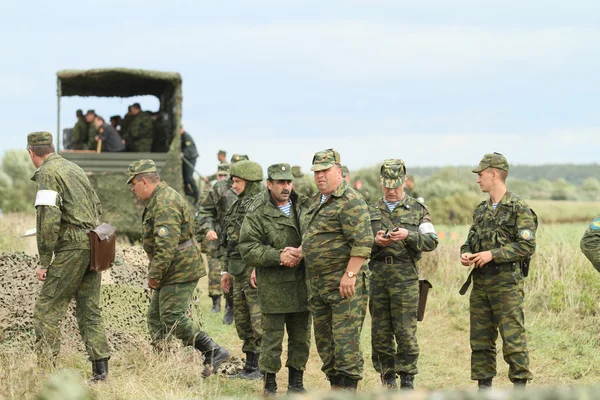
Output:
(581, 216), (600, 273)
(459, 152), (537, 390)
(301, 149), (374, 391)
(369, 159), (439, 390)
(27, 131), (110, 381)
(127, 159), (229, 378)
(239, 163), (311, 396)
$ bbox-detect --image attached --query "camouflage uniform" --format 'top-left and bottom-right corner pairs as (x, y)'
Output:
(302, 149), (374, 386)
(72, 117), (88, 150)
(128, 160), (229, 375)
(368, 160), (439, 389)
(87, 122), (98, 151)
(181, 131), (199, 204)
(292, 165), (317, 197)
(127, 112), (153, 152)
(460, 153), (536, 386)
(239, 163), (311, 393)
(580, 216), (600, 273)
(28, 132), (110, 370)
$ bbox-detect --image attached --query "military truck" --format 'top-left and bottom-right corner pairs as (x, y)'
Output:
(56, 68), (184, 239)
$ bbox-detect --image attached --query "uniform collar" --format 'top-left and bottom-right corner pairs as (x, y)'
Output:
(31, 153), (61, 181)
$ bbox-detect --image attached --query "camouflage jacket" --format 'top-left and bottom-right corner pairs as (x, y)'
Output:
(196, 179), (238, 237)
(460, 191), (537, 264)
(142, 181), (205, 287)
(31, 154), (101, 266)
(127, 112), (153, 152)
(206, 162), (229, 182)
(87, 123), (98, 150)
(181, 131), (198, 160)
(239, 190), (310, 314)
(72, 118), (88, 147)
(221, 181), (263, 276)
(293, 175), (317, 197)
(580, 215), (600, 273)
(369, 195), (439, 264)
(302, 180), (374, 279)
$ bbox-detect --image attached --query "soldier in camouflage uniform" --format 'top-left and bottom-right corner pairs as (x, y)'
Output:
(291, 165), (317, 197)
(203, 150), (229, 182)
(301, 149), (374, 391)
(239, 163), (311, 396)
(126, 103), (153, 152)
(220, 160), (264, 380)
(85, 110), (98, 151)
(369, 159), (439, 390)
(196, 155), (248, 322)
(459, 152), (536, 390)
(27, 132), (110, 381)
(71, 109), (88, 150)
(580, 216), (600, 273)
(180, 127), (200, 205)
(127, 159), (230, 378)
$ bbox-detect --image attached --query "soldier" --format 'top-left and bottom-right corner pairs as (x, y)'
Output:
(301, 149), (374, 390)
(72, 109), (88, 150)
(27, 131), (110, 381)
(220, 160), (264, 380)
(196, 154), (248, 324)
(342, 165), (351, 183)
(291, 165), (316, 197)
(180, 127), (200, 205)
(404, 175), (424, 202)
(93, 116), (125, 152)
(353, 178), (375, 203)
(239, 163), (311, 396)
(127, 159), (230, 378)
(109, 115), (121, 132)
(85, 110), (98, 151)
(126, 103), (153, 152)
(459, 152), (536, 390)
(369, 159), (439, 390)
(203, 150), (229, 182)
(580, 216), (600, 273)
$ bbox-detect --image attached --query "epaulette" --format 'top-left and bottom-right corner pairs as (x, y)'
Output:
(246, 195), (266, 213)
(413, 197), (428, 209)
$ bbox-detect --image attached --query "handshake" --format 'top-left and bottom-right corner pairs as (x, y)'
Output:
(280, 246), (303, 267)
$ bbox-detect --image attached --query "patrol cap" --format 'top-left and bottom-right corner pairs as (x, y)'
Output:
(268, 163), (294, 181)
(341, 165), (350, 177)
(27, 131), (53, 147)
(216, 162), (230, 176)
(380, 159), (406, 189)
(311, 149), (341, 172)
(230, 154), (249, 164)
(218, 149), (227, 156)
(472, 152), (509, 173)
(127, 159), (157, 184)
(291, 165), (304, 178)
(85, 109), (96, 116)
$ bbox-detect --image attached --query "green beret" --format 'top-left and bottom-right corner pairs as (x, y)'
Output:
(127, 159), (157, 184)
(27, 131), (53, 147)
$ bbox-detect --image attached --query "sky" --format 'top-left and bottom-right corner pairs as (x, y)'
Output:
(1, 0), (599, 176)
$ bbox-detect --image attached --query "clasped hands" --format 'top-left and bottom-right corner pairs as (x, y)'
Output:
(460, 251), (493, 268)
(280, 246), (303, 267)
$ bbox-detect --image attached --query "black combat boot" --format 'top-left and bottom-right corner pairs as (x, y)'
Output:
(90, 358), (109, 382)
(263, 372), (277, 396)
(339, 375), (358, 391)
(328, 374), (342, 390)
(513, 378), (527, 389)
(478, 377), (493, 391)
(210, 295), (221, 313)
(223, 297), (234, 325)
(381, 371), (397, 389)
(287, 367), (306, 394)
(399, 372), (414, 391)
(237, 352), (263, 380)
(194, 333), (230, 378)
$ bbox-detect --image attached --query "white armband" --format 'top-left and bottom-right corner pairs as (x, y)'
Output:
(35, 190), (60, 207)
(418, 222), (436, 235)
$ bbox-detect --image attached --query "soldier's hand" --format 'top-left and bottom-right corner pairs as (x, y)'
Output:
(250, 268), (258, 288)
(389, 228), (408, 241)
(206, 230), (218, 241)
(36, 267), (47, 281)
(202, 176), (209, 183)
(375, 231), (392, 247)
(148, 278), (160, 289)
(339, 274), (357, 299)
(460, 253), (474, 266)
(470, 251), (493, 268)
(280, 250), (300, 267)
(221, 272), (232, 293)
(282, 246), (303, 259)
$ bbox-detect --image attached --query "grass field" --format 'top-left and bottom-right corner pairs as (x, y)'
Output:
(1, 211), (600, 399)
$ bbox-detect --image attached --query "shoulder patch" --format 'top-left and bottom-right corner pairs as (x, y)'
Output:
(591, 217), (600, 231)
(157, 226), (169, 237)
(519, 229), (533, 241)
(185, 141), (191, 146)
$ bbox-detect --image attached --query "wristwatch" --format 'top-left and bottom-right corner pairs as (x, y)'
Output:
(346, 271), (356, 278)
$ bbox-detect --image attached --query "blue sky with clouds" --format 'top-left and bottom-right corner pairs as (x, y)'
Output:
(1, 0), (598, 175)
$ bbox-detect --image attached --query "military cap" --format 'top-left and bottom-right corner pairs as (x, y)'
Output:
(380, 159), (406, 188)
(27, 131), (53, 146)
(85, 109), (96, 115)
(310, 148), (341, 172)
(230, 160), (263, 181)
(230, 154), (249, 164)
(291, 165), (304, 178)
(218, 149), (227, 156)
(341, 165), (350, 177)
(216, 162), (230, 176)
(268, 163), (294, 181)
(126, 159), (157, 184)
(472, 152), (509, 173)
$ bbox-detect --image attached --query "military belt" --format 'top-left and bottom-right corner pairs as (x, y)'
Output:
(177, 239), (195, 250)
(372, 255), (410, 265)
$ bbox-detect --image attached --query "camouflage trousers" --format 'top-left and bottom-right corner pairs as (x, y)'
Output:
(470, 267), (532, 382)
(147, 279), (205, 346)
(207, 256), (223, 297)
(309, 270), (368, 380)
(259, 311), (311, 374)
(369, 260), (419, 375)
(232, 271), (262, 353)
(33, 249), (110, 363)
